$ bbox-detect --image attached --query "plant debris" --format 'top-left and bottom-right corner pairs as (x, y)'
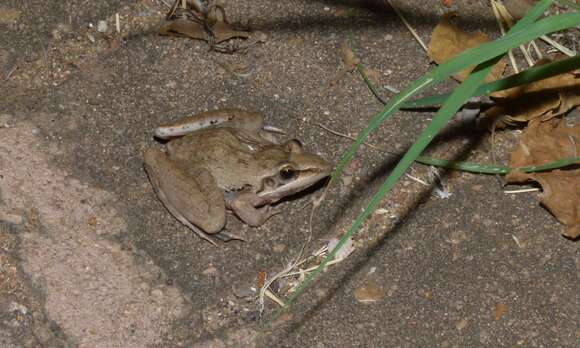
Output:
(340, 38), (359, 71)
(159, 0), (264, 53)
(486, 59), (580, 126)
(506, 117), (580, 238)
(493, 303), (508, 320)
(427, 13), (506, 82)
(354, 282), (385, 303)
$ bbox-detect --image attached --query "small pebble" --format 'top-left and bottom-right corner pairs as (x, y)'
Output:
(8, 301), (28, 315)
(97, 20), (108, 33)
(203, 265), (218, 275)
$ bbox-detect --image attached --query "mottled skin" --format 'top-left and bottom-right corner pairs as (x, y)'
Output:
(144, 109), (331, 244)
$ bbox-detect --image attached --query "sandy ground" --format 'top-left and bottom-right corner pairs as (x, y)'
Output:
(0, 0), (578, 347)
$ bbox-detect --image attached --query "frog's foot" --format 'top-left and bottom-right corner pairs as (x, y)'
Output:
(229, 193), (281, 227)
(178, 216), (219, 246)
(212, 231), (247, 242)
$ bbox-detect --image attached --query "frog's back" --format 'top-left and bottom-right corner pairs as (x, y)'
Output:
(167, 128), (265, 190)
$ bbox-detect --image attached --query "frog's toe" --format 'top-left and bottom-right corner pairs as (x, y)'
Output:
(213, 231), (247, 243)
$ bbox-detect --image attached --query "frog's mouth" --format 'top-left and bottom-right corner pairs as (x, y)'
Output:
(257, 170), (330, 202)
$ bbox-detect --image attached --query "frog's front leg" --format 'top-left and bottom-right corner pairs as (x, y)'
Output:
(154, 108), (282, 139)
(227, 192), (281, 227)
(143, 148), (226, 243)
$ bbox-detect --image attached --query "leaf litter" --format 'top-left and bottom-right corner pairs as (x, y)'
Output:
(486, 57), (580, 126)
(427, 12), (506, 82)
(159, 0), (266, 53)
(506, 117), (580, 238)
(426, 10), (579, 238)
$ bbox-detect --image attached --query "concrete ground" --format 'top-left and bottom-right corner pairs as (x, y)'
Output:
(0, 0), (578, 347)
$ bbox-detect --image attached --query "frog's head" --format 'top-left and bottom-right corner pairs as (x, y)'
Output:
(257, 140), (332, 202)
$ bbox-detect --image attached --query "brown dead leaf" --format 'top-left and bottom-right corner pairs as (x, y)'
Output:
(210, 20), (251, 43)
(494, 303), (508, 320)
(160, 18), (250, 44)
(507, 118), (580, 238)
(159, 3), (250, 48)
(87, 216), (97, 227)
(488, 61), (580, 125)
(340, 38), (359, 71)
(159, 18), (207, 41)
(428, 13), (506, 82)
(354, 282), (385, 303)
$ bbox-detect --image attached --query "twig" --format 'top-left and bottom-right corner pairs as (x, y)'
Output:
(156, 0), (172, 8)
(316, 122), (403, 158)
(492, 0), (535, 67)
(540, 35), (576, 56)
(257, 216), (313, 314)
(384, 0), (428, 52)
(404, 173), (429, 186)
(504, 188), (540, 193)
(115, 13), (120, 33)
(491, 0), (519, 73)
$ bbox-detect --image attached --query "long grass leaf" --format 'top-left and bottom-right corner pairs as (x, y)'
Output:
(403, 55), (580, 108)
(331, 6), (578, 184)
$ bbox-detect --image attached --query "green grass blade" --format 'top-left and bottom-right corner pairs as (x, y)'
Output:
(414, 157), (511, 174)
(414, 156), (580, 174)
(331, 3), (577, 184)
(266, 0), (580, 327)
(403, 55), (580, 108)
(518, 156), (580, 173)
(279, 60), (497, 320)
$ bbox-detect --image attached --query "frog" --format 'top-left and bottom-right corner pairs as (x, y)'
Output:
(143, 108), (332, 244)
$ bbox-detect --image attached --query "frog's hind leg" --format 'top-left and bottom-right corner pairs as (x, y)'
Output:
(154, 109), (267, 139)
(143, 148), (226, 245)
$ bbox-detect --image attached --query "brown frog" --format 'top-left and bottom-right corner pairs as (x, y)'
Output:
(143, 109), (332, 244)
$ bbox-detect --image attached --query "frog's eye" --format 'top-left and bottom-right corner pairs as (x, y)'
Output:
(279, 166), (297, 181)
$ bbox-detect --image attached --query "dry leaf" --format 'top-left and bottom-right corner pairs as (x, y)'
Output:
(428, 13), (506, 82)
(494, 303), (508, 320)
(488, 61), (580, 125)
(354, 282), (385, 303)
(340, 38), (359, 71)
(507, 118), (580, 238)
(210, 20), (250, 43)
(160, 19), (250, 44)
(159, 18), (207, 40)
(87, 216), (97, 227)
(159, 3), (250, 47)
